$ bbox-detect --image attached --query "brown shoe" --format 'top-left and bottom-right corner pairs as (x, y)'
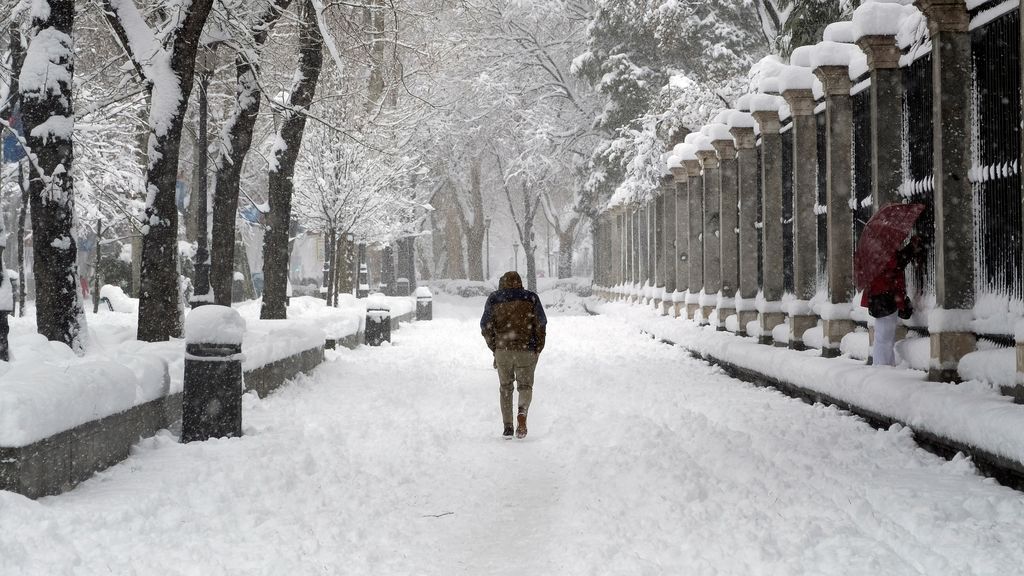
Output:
(515, 413), (527, 439)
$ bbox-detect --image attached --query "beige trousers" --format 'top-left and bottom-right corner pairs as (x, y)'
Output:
(495, 350), (539, 425)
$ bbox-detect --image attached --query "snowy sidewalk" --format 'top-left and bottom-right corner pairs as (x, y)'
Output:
(595, 300), (1024, 484)
(3, 296), (1024, 575)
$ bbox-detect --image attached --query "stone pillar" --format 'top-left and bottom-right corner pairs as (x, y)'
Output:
(712, 138), (739, 330)
(752, 109), (786, 344)
(815, 65), (857, 358)
(637, 203), (648, 294)
(856, 35), (903, 209)
(916, 0), (976, 382)
(654, 182), (667, 312)
(782, 88), (820, 349)
(732, 125), (759, 336)
(662, 175), (678, 314)
(632, 205), (640, 296)
(671, 166), (689, 317)
(697, 150), (721, 325)
(616, 209), (625, 292)
(685, 159), (704, 320)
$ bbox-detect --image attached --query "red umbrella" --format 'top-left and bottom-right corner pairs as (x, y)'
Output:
(854, 203), (926, 290)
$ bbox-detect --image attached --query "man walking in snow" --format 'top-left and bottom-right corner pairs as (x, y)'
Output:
(480, 271), (547, 439)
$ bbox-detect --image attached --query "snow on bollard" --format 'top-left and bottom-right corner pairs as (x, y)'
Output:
(181, 305), (245, 443)
(365, 294), (392, 346)
(415, 286), (433, 321)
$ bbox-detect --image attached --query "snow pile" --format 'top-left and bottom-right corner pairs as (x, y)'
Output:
(0, 355), (140, 447)
(840, 328), (871, 359)
(430, 280), (493, 298)
(537, 277), (593, 297)
(0, 270), (13, 312)
(99, 284), (138, 314)
(959, 346), (1016, 389)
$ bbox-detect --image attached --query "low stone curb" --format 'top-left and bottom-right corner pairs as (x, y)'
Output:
(1, 345), (324, 499)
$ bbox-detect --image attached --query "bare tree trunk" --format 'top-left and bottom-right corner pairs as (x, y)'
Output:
(557, 229), (575, 279)
(105, 0), (216, 341)
(210, 0), (292, 306)
(460, 157), (486, 281)
(20, 0), (85, 350)
(444, 188), (466, 279)
(16, 165), (27, 316)
(520, 190), (539, 292)
(324, 227), (335, 304)
(261, 0), (323, 319)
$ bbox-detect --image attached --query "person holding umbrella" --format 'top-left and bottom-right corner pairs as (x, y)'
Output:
(855, 203), (927, 366)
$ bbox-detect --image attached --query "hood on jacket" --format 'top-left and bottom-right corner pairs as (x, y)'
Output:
(498, 271), (523, 290)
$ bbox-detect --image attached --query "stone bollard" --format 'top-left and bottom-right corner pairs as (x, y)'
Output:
(396, 278), (411, 297)
(365, 297), (392, 346)
(415, 286), (433, 321)
(357, 263), (369, 298)
(181, 306), (245, 443)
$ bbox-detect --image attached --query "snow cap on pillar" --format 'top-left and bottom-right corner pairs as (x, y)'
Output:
(783, 49), (825, 99)
(748, 93), (786, 112)
(701, 122), (733, 143)
(823, 21), (857, 43)
(689, 131), (715, 153)
(185, 305), (246, 345)
(667, 143), (698, 171)
(725, 110), (757, 129)
(852, 0), (920, 40)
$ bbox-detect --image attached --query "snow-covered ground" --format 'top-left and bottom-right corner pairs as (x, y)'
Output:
(3, 294), (1024, 574)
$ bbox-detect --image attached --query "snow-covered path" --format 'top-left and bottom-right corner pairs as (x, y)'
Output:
(4, 296), (1024, 575)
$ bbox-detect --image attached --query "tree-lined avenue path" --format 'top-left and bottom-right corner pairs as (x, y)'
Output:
(3, 296), (1024, 575)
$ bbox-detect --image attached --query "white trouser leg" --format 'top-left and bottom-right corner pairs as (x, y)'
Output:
(871, 313), (898, 366)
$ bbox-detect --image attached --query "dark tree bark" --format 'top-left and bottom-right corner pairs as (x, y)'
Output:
(520, 187), (540, 292)
(19, 0), (84, 350)
(457, 157), (486, 281)
(261, 0), (323, 319)
(105, 0), (216, 341)
(210, 0), (292, 305)
(495, 155), (542, 292)
(6, 27), (28, 317)
(541, 193), (582, 279)
(324, 227), (336, 304)
(16, 170), (27, 316)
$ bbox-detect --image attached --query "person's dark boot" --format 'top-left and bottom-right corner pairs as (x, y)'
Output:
(503, 424), (514, 437)
(515, 412), (527, 439)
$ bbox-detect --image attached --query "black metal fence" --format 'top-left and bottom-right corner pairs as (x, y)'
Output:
(852, 81), (873, 247)
(971, 6), (1022, 299)
(902, 50), (935, 295)
(816, 106), (828, 286)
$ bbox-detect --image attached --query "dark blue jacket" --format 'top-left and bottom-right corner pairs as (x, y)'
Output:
(480, 271), (546, 353)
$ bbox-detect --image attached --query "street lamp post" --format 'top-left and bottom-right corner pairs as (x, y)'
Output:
(513, 241), (520, 271)
(485, 217), (492, 280)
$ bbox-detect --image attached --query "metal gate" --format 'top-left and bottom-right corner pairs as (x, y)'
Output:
(971, 6), (1022, 300)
